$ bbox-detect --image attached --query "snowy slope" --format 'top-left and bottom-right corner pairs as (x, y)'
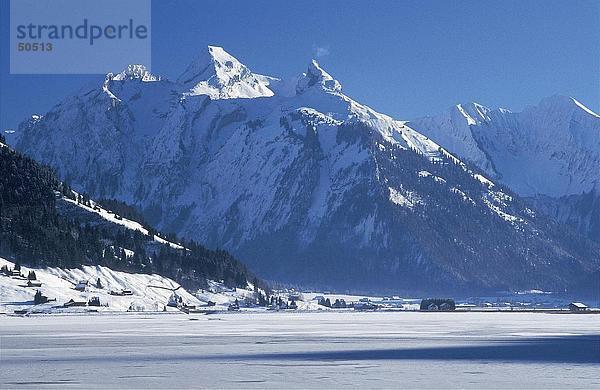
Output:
(60, 193), (184, 250)
(178, 45), (274, 99)
(13, 47), (600, 294)
(0, 257), (200, 314)
(409, 96), (600, 241)
(409, 96), (600, 198)
(0, 258), (264, 314)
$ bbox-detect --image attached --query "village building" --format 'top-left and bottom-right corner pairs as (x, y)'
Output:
(420, 298), (456, 312)
(568, 302), (588, 312)
(74, 280), (89, 291)
(64, 299), (87, 307)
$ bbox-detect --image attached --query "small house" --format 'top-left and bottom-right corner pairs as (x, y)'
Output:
(288, 292), (303, 301)
(568, 302), (588, 312)
(354, 302), (378, 311)
(420, 298), (456, 311)
(27, 280), (42, 288)
(64, 299), (87, 307)
(74, 280), (89, 291)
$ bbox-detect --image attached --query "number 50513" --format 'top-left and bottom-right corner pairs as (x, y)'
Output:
(17, 42), (53, 51)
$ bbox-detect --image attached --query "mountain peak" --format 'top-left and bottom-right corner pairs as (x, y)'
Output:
(453, 102), (491, 125)
(111, 64), (159, 82)
(537, 95), (600, 119)
(177, 46), (274, 99)
(296, 59), (342, 94)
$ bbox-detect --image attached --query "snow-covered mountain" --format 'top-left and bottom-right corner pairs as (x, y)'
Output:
(178, 45), (274, 99)
(12, 47), (600, 294)
(408, 96), (600, 241)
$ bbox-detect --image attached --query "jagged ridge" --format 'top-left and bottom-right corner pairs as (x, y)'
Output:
(11, 47), (600, 295)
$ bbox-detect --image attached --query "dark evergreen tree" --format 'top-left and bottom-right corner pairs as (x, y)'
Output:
(0, 145), (264, 292)
(34, 290), (45, 304)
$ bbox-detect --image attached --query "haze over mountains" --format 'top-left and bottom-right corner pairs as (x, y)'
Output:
(10, 46), (600, 295)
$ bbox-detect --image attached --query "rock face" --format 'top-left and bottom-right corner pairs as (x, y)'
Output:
(13, 47), (600, 294)
(409, 96), (600, 242)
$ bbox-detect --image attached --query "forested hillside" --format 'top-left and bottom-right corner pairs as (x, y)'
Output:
(0, 141), (257, 290)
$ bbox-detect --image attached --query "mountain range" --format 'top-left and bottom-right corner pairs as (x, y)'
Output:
(10, 46), (600, 295)
(409, 96), (599, 242)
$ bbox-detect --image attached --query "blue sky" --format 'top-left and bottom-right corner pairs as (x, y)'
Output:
(1, 0), (598, 132)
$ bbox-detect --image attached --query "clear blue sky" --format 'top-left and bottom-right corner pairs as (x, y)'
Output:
(1, 0), (598, 132)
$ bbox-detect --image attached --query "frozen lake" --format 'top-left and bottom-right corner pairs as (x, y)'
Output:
(1, 311), (598, 388)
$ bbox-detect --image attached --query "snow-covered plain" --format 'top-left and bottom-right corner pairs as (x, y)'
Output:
(1, 312), (598, 389)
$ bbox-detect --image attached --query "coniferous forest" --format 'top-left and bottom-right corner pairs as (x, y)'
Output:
(0, 144), (257, 290)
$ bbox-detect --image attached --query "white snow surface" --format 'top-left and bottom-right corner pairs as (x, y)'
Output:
(112, 64), (160, 82)
(409, 95), (600, 198)
(0, 257), (199, 313)
(178, 46), (274, 99)
(1, 312), (598, 389)
(572, 97), (600, 118)
(0, 257), (258, 314)
(388, 186), (422, 209)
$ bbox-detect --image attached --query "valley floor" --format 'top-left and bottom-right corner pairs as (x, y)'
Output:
(1, 311), (598, 389)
